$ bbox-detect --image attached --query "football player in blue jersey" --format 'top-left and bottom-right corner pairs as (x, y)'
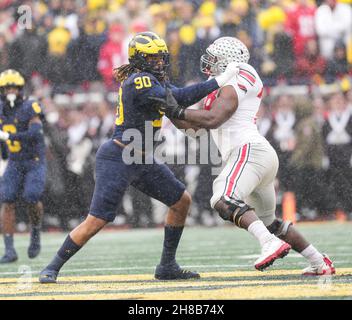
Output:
(0, 69), (46, 263)
(39, 31), (239, 283)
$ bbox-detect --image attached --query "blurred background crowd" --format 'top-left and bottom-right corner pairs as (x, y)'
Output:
(0, 0), (352, 230)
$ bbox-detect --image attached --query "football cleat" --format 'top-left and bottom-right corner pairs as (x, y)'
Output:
(302, 254), (336, 276)
(155, 263), (200, 280)
(255, 237), (291, 271)
(28, 237), (41, 259)
(39, 269), (58, 284)
(0, 250), (18, 264)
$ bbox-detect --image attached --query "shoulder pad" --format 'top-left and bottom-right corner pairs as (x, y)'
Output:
(25, 99), (42, 115)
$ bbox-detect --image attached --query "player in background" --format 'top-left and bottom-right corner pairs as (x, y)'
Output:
(39, 32), (239, 283)
(154, 37), (335, 275)
(0, 69), (46, 263)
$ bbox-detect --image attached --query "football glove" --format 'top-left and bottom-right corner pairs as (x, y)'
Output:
(214, 62), (240, 87)
(0, 130), (10, 141)
(149, 87), (186, 120)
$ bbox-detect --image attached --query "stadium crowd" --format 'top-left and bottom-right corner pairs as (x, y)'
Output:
(0, 0), (352, 230)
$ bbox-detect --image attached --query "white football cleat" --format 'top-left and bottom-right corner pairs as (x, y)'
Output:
(302, 254), (336, 276)
(254, 237), (291, 271)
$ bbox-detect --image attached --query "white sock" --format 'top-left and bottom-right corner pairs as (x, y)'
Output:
(300, 244), (324, 266)
(247, 220), (274, 247)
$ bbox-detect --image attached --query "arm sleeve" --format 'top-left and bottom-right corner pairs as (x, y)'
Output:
(168, 79), (219, 107)
(134, 74), (219, 108)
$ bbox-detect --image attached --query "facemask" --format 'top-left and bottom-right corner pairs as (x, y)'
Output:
(6, 93), (17, 108)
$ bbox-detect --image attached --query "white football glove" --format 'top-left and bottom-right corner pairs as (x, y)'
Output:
(214, 62), (240, 87)
(0, 130), (10, 141)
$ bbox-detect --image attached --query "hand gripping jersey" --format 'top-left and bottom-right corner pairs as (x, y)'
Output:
(112, 71), (219, 153)
(204, 63), (267, 161)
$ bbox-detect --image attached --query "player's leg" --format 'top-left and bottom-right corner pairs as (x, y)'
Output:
(211, 143), (291, 271)
(23, 160), (46, 258)
(0, 161), (23, 263)
(247, 158), (334, 275)
(0, 203), (17, 263)
(132, 161), (199, 280)
(39, 141), (132, 283)
(266, 219), (335, 275)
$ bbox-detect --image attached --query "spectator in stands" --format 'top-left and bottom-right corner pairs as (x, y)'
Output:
(43, 19), (71, 93)
(66, 19), (105, 86)
(322, 92), (352, 215)
(271, 27), (295, 83)
(290, 99), (326, 218)
(285, 0), (317, 60)
(315, 0), (352, 59)
(8, 25), (47, 81)
(98, 23), (126, 89)
(256, 100), (274, 141)
(295, 39), (326, 84)
(0, 33), (9, 72)
(221, 0), (252, 37)
(271, 94), (297, 192)
(325, 41), (350, 83)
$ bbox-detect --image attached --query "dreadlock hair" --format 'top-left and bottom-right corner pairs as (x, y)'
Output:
(113, 63), (138, 83)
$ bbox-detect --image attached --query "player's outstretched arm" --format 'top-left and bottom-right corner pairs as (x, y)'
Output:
(170, 62), (240, 107)
(152, 86), (238, 130)
(182, 86), (238, 129)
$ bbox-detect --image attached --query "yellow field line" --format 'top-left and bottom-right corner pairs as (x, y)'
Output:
(1, 283), (352, 300)
(0, 279), (317, 296)
(0, 268), (351, 300)
(1, 268), (351, 284)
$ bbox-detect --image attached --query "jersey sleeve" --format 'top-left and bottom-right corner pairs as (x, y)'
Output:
(224, 63), (263, 103)
(26, 100), (44, 120)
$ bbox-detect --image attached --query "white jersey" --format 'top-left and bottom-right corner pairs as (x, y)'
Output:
(205, 63), (268, 161)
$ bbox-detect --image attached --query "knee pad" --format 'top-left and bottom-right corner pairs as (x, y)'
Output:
(215, 196), (253, 227)
(267, 218), (292, 237)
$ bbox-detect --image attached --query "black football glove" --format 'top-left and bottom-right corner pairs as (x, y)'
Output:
(148, 87), (186, 120)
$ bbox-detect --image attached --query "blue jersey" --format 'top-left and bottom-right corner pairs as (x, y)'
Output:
(113, 72), (164, 150)
(0, 99), (45, 161)
(112, 71), (219, 151)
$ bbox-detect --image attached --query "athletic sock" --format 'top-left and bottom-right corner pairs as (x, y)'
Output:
(300, 244), (324, 266)
(4, 234), (15, 252)
(45, 235), (81, 272)
(159, 225), (184, 266)
(247, 220), (275, 247)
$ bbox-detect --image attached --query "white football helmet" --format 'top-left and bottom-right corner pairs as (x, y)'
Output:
(200, 37), (250, 76)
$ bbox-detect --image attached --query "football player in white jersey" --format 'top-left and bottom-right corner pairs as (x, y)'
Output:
(152, 37), (335, 275)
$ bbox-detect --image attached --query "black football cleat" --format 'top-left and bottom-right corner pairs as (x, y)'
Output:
(0, 250), (18, 264)
(39, 269), (58, 284)
(155, 263), (200, 280)
(28, 241), (41, 259)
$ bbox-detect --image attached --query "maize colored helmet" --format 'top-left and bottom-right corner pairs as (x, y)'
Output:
(0, 69), (25, 107)
(128, 32), (169, 79)
(0, 69), (25, 88)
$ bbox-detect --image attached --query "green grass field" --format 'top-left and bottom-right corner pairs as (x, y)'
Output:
(0, 221), (351, 300)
